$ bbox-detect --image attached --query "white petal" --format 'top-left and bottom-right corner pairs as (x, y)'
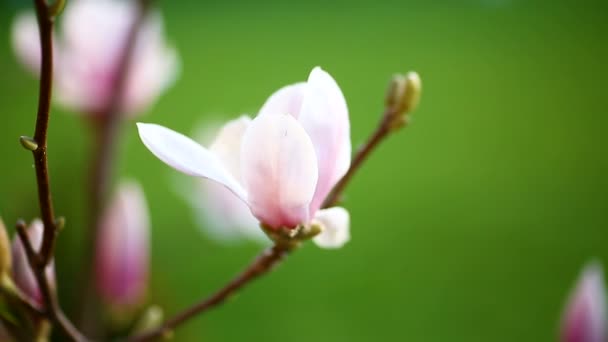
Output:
(137, 123), (247, 202)
(11, 12), (42, 75)
(209, 115), (252, 179)
(300, 67), (351, 214)
(312, 207), (350, 249)
(241, 113), (318, 228)
(258, 83), (307, 118)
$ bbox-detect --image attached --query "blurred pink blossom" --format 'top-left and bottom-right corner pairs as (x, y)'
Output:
(11, 0), (179, 116)
(138, 67), (351, 248)
(11, 220), (55, 308)
(561, 261), (607, 342)
(96, 181), (150, 309)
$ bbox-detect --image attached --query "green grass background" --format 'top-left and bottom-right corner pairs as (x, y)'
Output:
(1, 0), (608, 340)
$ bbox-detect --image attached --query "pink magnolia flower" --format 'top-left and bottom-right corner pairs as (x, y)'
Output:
(561, 261), (607, 342)
(96, 180), (150, 310)
(138, 67), (351, 248)
(11, 0), (179, 116)
(11, 220), (55, 308)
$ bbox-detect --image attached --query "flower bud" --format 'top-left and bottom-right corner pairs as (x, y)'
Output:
(0, 218), (12, 277)
(561, 261), (607, 342)
(96, 181), (150, 312)
(11, 220), (55, 308)
(385, 71), (422, 115)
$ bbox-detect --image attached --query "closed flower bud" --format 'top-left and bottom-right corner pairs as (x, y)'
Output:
(11, 220), (55, 308)
(561, 261), (607, 342)
(386, 71), (422, 115)
(0, 218), (11, 277)
(96, 181), (150, 311)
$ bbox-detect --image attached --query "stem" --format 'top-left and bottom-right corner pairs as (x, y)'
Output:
(128, 244), (291, 342)
(21, 1), (89, 340)
(78, 0), (152, 331)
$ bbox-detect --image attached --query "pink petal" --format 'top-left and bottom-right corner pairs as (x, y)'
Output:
(312, 207), (350, 249)
(241, 113), (319, 229)
(96, 181), (149, 308)
(299, 67), (351, 215)
(11, 12), (41, 75)
(561, 261), (607, 342)
(258, 83), (307, 119)
(11, 220), (55, 308)
(123, 11), (180, 115)
(137, 123), (248, 202)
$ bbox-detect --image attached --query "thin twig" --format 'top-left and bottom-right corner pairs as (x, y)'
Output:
(128, 244), (291, 342)
(79, 0), (152, 332)
(22, 0), (89, 340)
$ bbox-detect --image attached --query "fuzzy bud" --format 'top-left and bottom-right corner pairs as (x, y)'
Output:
(96, 181), (150, 312)
(561, 261), (607, 342)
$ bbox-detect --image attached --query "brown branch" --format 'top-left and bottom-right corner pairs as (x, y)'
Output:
(128, 244), (291, 342)
(21, 0), (89, 340)
(78, 0), (152, 332)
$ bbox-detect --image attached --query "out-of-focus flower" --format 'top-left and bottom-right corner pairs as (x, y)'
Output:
(96, 180), (150, 310)
(561, 261), (607, 342)
(0, 217), (12, 277)
(138, 67), (351, 248)
(11, 220), (55, 308)
(11, 0), (179, 116)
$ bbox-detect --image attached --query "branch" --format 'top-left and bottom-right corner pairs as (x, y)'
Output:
(19, 0), (88, 340)
(128, 244), (291, 342)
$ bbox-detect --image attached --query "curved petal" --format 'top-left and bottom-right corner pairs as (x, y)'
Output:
(11, 12), (42, 75)
(312, 207), (350, 249)
(137, 123), (247, 202)
(258, 82), (307, 119)
(299, 67), (351, 215)
(241, 113), (318, 228)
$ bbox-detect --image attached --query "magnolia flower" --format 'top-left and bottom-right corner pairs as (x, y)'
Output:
(561, 261), (607, 342)
(96, 181), (150, 310)
(138, 67), (351, 248)
(11, 220), (55, 308)
(11, 0), (179, 116)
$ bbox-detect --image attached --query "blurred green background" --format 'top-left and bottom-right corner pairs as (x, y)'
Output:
(1, 0), (608, 340)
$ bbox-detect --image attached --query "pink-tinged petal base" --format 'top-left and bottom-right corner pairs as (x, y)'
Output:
(241, 113), (319, 229)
